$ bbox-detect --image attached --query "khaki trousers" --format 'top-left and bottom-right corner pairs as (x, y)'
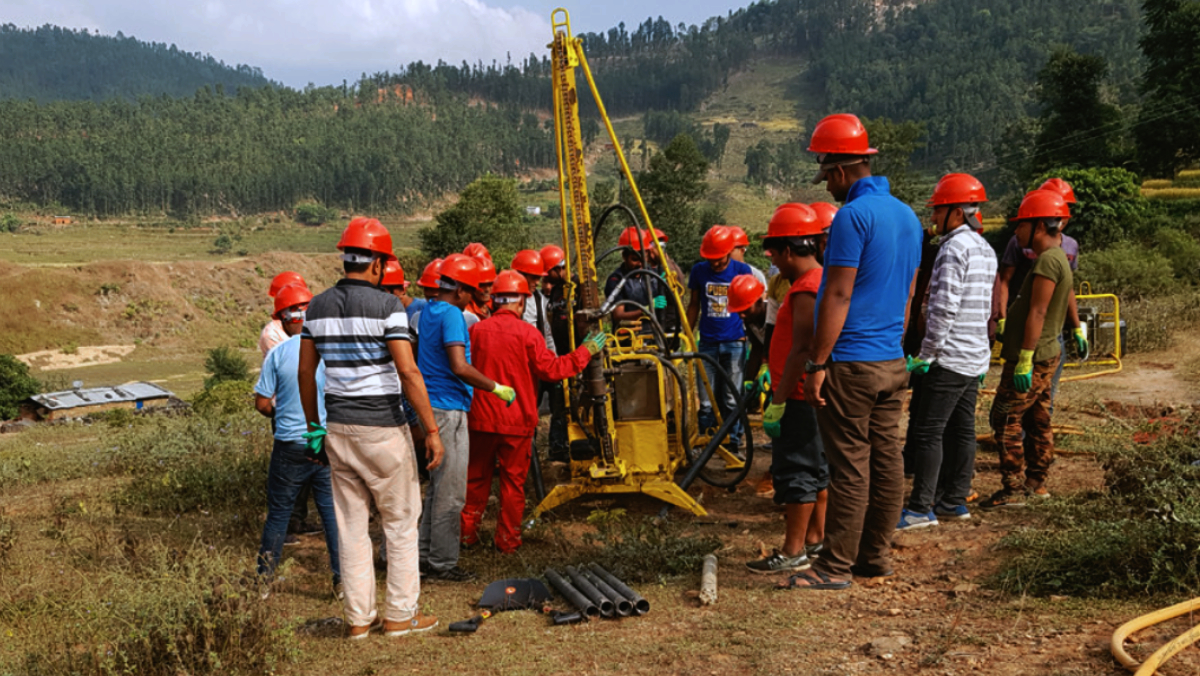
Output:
(327, 422), (421, 626)
(812, 359), (908, 579)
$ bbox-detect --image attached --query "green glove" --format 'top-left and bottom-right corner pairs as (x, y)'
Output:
(756, 365), (771, 392)
(906, 355), (930, 375)
(978, 372), (987, 387)
(583, 330), (607, 355)
(652, 295), (667, 309)
(1013, 349), (1034, 393)
(491, 383), (517, 406)
(997, 317), (1006, 338)
(302, 423), (328, 466)
(1073, 327), (1090, 360)
(762, 402), (786, 438)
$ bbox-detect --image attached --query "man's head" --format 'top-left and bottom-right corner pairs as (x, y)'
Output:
(438, 254), (481, 310)
(1011, 190), (1069, 251)
(511, 249), (545, 294)
(808, 114), (877, 202)
(540, 245), (567, 284)
(417, 258), (444, 300)
(700, 225), (736, 273)
(273, 283), (313, 337)
(491, 269), (531, 316)
(927, 173), (988, 237)
(729, 226), (751, 263)
(620, 248), (645, 271)
(337, 217), (396, 286)
(727, 274), (766, 324)
(809, 202), (838, 261)
(645, 228), (668, 265)
(470, 255), (496, 307)
(762, 204), (823, 276)
(380, 259), (413, 307)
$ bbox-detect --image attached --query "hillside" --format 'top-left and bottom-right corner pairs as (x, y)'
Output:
(0, 24), (274, 101)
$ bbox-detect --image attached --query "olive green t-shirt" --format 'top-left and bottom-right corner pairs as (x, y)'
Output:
(1001, 246), (1073, 362)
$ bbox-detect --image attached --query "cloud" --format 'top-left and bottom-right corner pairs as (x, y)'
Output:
(5, 0), (553, 87)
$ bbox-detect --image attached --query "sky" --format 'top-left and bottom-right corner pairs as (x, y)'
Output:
(5, 0), (744, 87)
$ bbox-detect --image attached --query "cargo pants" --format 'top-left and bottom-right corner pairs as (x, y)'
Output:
(989, 356), (1058, 492)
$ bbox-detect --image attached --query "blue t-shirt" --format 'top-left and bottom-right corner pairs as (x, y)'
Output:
(406, 297), (427, 324)
(416, 300), (473, 411)
(689, 259), (752, 343)
(816, 176), (922, 362)
(255, 335), (326, 442)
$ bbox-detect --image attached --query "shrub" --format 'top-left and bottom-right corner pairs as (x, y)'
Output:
(1030, 167), (1149, 249)
(582, 508), (720, 583)
(0, 353), (39, 420)
(1155, 227), (1200, 281)
(203, 346), (249, 389)
(0, 213), (19, 233)
(1077, 243), (1175, 301)
(211, 233), (233, 254)
(1120, 292), (1200, 353)
(192, 379), (253, 417)
(293, 202), (337, 226)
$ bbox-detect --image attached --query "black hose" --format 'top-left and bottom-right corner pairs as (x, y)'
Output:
(642, 351), (690, 453)
(670, 350), (757, 491)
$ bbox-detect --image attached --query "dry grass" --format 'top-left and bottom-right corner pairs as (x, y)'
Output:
(1141, 187), (1200, 200)
(1141, 179), (1173, 190)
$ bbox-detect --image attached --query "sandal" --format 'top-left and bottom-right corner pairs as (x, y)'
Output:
(777, 569), (852, 590)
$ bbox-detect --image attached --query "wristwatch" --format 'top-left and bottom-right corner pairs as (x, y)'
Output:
(804, 360), (827, 374)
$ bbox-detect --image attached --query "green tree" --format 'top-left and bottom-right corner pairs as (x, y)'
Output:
(419, 176), (529, 258)
(1029, 167), (1147, 250)
(203, 346), (250, 390)
(862, 118), (927, 205)
(1032, 48), (1124, 172)
(1136, 0), (1200, 177)
(0, 354), (39, 420)
(636, 134), (711, 266)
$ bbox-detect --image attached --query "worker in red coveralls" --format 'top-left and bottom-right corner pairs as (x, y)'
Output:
(460, 270), (606, 552)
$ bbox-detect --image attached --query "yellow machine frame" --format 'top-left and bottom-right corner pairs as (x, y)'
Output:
(531, 9), (743, 519)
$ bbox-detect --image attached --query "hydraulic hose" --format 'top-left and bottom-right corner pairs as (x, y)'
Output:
(642, 351), (691, 452)
(1112, 596), (1200, 674)
(670, 350), (756, 491)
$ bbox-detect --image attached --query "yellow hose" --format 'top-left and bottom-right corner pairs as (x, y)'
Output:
(1112, 597), (1200, 673)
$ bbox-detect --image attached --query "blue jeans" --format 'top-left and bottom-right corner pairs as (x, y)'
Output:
(697, 339), (746, 446)
(258, 439), (341, 582)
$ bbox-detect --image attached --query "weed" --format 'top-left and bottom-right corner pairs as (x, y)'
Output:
(1078, 243), (1175, 301)
(202, 346), (250, 389)
(60, 342), (78, 355)
(96, 282), (120, 296)
(581, 508), (720, 582)
(1142, 179), (1173, 190)
(1143, 188), (1200, 201)
(1121, 291), (1200, 353)
(0, 511), (14, 561)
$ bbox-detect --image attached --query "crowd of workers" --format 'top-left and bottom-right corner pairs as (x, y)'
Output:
(248, 111), (1087, 636)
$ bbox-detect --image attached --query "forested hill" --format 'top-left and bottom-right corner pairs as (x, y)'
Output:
(0, 24), (274, 101)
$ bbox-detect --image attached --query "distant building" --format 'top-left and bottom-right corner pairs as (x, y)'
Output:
(53, 216), (72, 225)
(19, 382), (176, 421)
(525, 206), (542, 216)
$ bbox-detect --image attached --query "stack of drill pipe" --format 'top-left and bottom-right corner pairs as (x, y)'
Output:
(565, 565), (615, 618)
(589, 563), (650, 615)
(544, 568), (599, 619)
(584, 568), (633, 617)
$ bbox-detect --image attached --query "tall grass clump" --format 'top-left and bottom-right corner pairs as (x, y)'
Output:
(993, 411), (1200, 597)
(581, 508), (721, 583)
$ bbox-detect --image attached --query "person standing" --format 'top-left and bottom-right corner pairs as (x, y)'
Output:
(982, 190), (1077, 508)
(687, 225), (754, 449)
(464, 244), (495, 327)
(461, 271), (604, 552)
(253, 283), (341, 598)
(298, 217), (444, 639)
(729, 226), (768, 287)
(796, 114), (922, 589)
(541, 244), (573, 462)
(898, 174), (997, 529)
(512, 249), (556, 353)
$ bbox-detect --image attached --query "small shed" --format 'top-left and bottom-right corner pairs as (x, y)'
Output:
(20, 382), (175, 421)
(53, 216), (72, 225)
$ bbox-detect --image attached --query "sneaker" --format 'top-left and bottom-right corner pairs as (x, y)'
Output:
(1025, 484), (1051, 499)
(426, 565), (476, 582)
(896, 509), (938, 531)
(283, 534), (301, 547)
(965, 490), (979, 503)
(333, 580), (345, 601)
(296, 520), (324, 535)
(745, 549), (811, 575)
(933, 504), (972, 521)
(754, 472), (775, 498)
(348, 616), (382, 640)
(805, 542), (824, 558)
(978, 488), (1027, 509)
(384, 612), (438, 637)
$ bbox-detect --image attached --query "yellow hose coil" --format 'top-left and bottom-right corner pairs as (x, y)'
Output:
(1111, 596), (1200, 674)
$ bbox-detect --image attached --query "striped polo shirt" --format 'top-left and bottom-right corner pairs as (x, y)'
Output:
(302, 278), (409, 426)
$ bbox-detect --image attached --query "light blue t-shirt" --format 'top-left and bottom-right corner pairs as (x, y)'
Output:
(255, 334), (326, 442)
(816, 176), (923, 362)
(416, 300), (473, 412)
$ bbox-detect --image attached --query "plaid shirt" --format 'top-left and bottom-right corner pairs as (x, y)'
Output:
(918, 226), (997, 377)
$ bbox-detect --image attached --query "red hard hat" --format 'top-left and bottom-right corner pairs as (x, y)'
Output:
(268, 271), (306, 298)
(463, 242), (492, 261)
(273, 283), (313, 319)
(440, 253), (481, 288)
(700, 225), (736, 259)
(618, 226), (647, 251)
(928, 173), (988, 207)
(1011, 190), (1071, 222)
(417, 258), (443, 289)
(1038, 177), (1077, 204)
(764, 204), (823, 239)
(807, 114), (878, 156)
(511, 249), (545, 277)
(729, 226), (750, 248)
(650, 228), (668, 243)
(809, 202), (839, 232)
(475, 256), (497, 285)
(492, 269), (532, 296)
(381, 259), (406, 287)
(540, 245), (566, 272)
(337, 217), (396, 261)
(726, 274), (765, 314)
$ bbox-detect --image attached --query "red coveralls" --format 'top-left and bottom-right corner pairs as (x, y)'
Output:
(461, 308), (593, 552)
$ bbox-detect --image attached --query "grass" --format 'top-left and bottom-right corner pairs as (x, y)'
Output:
(1142, 187), (1200, 201)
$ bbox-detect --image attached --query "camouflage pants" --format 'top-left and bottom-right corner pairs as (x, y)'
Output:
(989, 355), (1059, 491)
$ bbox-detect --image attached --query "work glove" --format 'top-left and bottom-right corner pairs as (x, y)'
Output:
(491, 383), (517, 407)
(652, 295), (667, 309)
(583, 330), (607, 355)
(1073, 327), (1090, 360)
(762, 402), (786, 438)
(906, 355), (931, 375)
(744, 365), (771, 394)
(302, 423), (329, 466)
(1013, 349), (1035, 393)
(996, 318), (1006, 343)
(978, 373), (987, 387)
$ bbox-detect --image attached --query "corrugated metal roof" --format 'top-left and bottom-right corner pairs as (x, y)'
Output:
(28, 382), (174, 411)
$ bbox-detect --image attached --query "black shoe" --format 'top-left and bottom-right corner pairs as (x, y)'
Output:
(283, 534), (301, 547)
(295, 520), (323, 535)
(849, 564), (895, 579)
(426, 565), (476, 582)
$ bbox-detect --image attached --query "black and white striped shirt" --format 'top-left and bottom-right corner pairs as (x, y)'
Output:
(302, 279), (409, 426)
(918, 226), (997, 377)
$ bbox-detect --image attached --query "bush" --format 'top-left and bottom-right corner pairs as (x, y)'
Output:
(1030, 167), (1149, 249)
(0, 353), (39, 420)
(192, 379), (253, 418)
(420, 176), (530, 257)
(203, 346), (250, 389)
(1077, 243), (1175, 301)
(211, 233), (233, 254)
(582, 509), (720, 583)
(293, 202), (337, 226)
(1120, 292), (1200, 353)
(0, 212), (19, 233)
(1155, 227), (1200, 281)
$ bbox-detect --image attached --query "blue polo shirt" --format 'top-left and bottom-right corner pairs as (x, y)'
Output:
(416, 299), (473, 411)
(255, 335), (326, 442)
(689, 259), (752, 343)
(816, 176), (922, 362)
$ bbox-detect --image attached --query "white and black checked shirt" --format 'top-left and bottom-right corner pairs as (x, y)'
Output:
(918, 226), (997, 377)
